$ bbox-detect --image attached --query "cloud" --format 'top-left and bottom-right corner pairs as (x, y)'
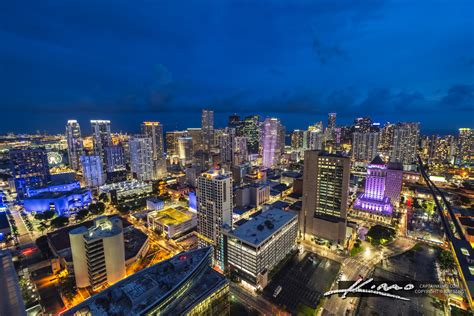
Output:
(312, 37), (347, 64)
(439, 84), (474, 111)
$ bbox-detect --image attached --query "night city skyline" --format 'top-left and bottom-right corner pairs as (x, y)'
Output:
(1, 1), (473, 134)
(0, 2), (473, 316)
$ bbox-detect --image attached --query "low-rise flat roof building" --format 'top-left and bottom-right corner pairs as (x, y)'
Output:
(147, 206), (197, 239)
(99, 180), (153, 204)
(23, 188), (92, 216)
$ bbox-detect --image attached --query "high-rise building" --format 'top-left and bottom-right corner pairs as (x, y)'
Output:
(223, 208), (298, 289)
(65, 120), (83, 170)
(202, 109), (214, 153)
(177, 137), (193, 166)
(196, 169), (233, 267)
(432, 135), (456, 164)
(291, 130), (308, 152)
(385, 162), (403, 206)
(262, 118), (283, 168)
(218, 129), (234, 165)
(390, 122), (420, 168)
(228, 114), (240, 128)
(69, 216), (125, 290)
(10, 148), (51, 198)
(353, 156), (393, 216)
(353, 117), (372, 133)
(187, 127), (203, 154)
(129, 136), (154, 181)
(301, 151), (350, 245)
(458, 128), (473, 164)
(327, 113), (337, 130)
(81, 155), (105, 187)
(62, 247), (229, 316)
(141, 122), (167, 179)
(104, 145), (126, 172)
(352, 132), (380, 163)
(233, 136), (248, 166)
(239, 115), (260, 154)
(90, 120), (112, 164)
(165, 130), (187, 156)
(141, 122), (164, 160)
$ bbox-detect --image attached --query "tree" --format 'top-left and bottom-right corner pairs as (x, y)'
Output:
(367, 225), (396, 245)
(51, 216), (69, 228)
(75, 209), (89, 221)
(98, 193), (109, 203)
(437, 250), (455, 270)
(89, 202), (105, 215)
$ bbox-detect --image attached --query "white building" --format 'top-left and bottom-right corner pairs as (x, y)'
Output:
(99, 180), (153, 203)
(196, 169), (233, 267)
(129, 136), (154, 181)
(390, 122), (420, 169)
(69, 216), (126, 290)
(352, 131), (380, 164)
(90, 120), (112, 166)
(81, 155), (105, 187)
(147, 206), (197, 239)
(262, 118), (284, 168)
(233, 136), (248, 166)
(177, 137), (193, 166)
(224, 208), (298, 289)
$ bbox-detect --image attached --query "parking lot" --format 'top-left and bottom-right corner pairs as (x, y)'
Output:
(263, 251), (341, 314)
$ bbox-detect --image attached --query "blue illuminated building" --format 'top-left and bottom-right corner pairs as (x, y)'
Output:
(188, 191), (197, 211)
(24, 188), (92, 216)
(26, 181), (81, 198)
(9, 148), (51, 199)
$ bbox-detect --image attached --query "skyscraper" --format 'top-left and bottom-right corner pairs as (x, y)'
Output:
(262, 118), (283, 168)
(301, 151), (350, 245)
(202, 109), (214, 153)
(104, 145), (126, 172)
(187, 127), (203, 154)
(81, 155), (105, 187)
(165, 130), (187, 156)
(352, 131), (380, 163)
(233, 136), (248, 166)
(69, 216), (125, 290)
(218, 128), (234, 165)
(239, 115), (260, 154)
(9, 148), (51, 198)
(177, 137), (193, 166)
(327, 113), (337, 130)
(458, 128), (473, 164)
(196, 169), (233, 267)
(141, 122), (167, 179)
(65, 120), (83, 170)
(90, 120), (112, 165)
(129, 136), (154, 181)
(390, 122), (420, 168)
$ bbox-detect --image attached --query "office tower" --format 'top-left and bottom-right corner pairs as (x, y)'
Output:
(458, 128), (473, 164)
(352, 132), (380, 163)
(390, 122), (420, 168)
(353, 117), (372, 133)
(69, 216), (125, 290)
(233, 136), (248, 166)
(165, 130), (187, 156)
(65, 120), (83, 170)
(239, 115), (260, 154)
(353, 156), (393, 216)
(223, 208), (298, 289)
(202, 109), (214, 153)
(90, 120), (112, 164)
(177, 137), (193, 166)
(327, 113), (337, 130)
(129, 136), (154, 181)
(81, 155), (105, 187)
(62, 247), (229, 316)
(9, 148), (51, 198)
(187, 127), (203, 154)
(218, 129), (234, 165)
(196, 169), (233, 267)
(385, 162), (403, 206)
(262, 118), (283, 168)
(141, 122), (164, 160)
(301, 151), (350, 245)
(104, 145), (126, 172)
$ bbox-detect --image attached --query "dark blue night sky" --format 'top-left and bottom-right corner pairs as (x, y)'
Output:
(0, 1), (473, 135)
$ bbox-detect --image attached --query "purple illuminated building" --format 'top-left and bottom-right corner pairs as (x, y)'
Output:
(353, 156), (394, 216)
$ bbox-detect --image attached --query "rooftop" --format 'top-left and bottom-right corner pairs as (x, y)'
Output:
(62, 247), (224, 316)
(99, 180), (151, 193)
(148, 207), (193, 226)
(25, 188), (89, 200)
(226, 208), (297, 247)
